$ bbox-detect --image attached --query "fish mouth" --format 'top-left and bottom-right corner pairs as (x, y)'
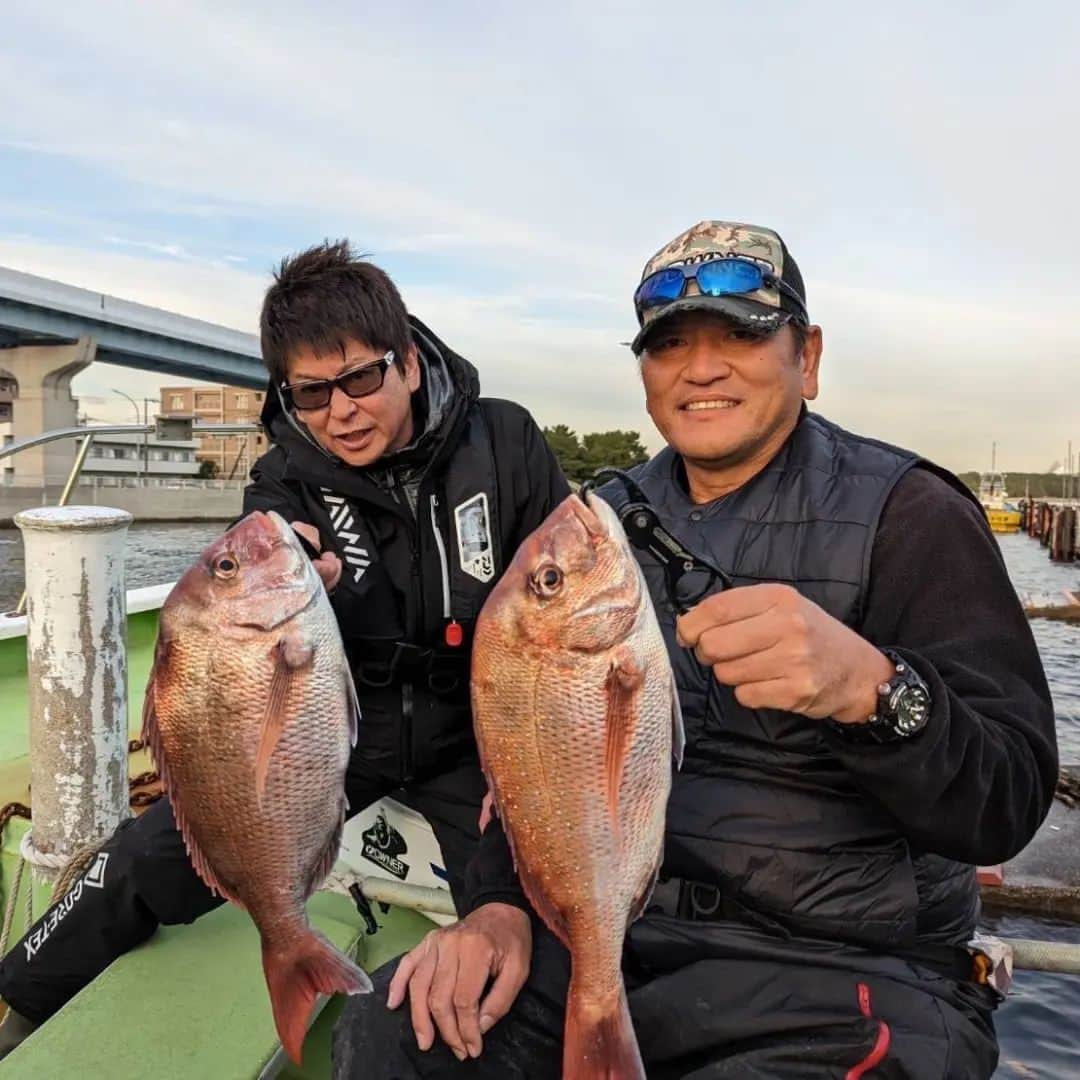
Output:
(235, 510), (323, 594)
(263, 510), (297, 543)
(259, 511), (318, 560)
(572, 491), (620, 541)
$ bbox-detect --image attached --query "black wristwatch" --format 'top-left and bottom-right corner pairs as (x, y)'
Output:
(829, 649), (932, 744)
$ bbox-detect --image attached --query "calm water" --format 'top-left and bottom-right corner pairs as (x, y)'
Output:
(994, 532), (1080, 760)
(0, 521), (224, 612)
(988, 914), (1080, 1079)
(1, 523), (1078, 1074)
(983, 534), (1080, 1077)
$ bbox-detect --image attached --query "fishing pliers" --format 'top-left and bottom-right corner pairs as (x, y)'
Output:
(579, 468), (733, 615)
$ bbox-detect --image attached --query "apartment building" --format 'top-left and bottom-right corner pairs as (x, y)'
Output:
(159, 384), (268, 480)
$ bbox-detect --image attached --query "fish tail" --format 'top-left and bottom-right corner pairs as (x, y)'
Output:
(562, 979), (645, 1080)
(262, 930), (373, 1065)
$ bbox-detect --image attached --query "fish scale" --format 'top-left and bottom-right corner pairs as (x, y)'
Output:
(143, 510), (371, 1065)
(473, 491), (682, 1080)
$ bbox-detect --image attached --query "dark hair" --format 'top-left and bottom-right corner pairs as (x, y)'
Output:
(260, 240), (412, 386)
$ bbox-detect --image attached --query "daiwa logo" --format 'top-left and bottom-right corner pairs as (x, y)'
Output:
(454, 493), (495, 583)
(321, 490), (372, 583)
(360, 810), (409, 880)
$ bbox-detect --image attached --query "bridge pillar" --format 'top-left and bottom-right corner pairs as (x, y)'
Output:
(0, 337), (96, 485)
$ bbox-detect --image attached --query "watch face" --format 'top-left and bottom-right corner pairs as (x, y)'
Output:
(894, 686), (930, 734)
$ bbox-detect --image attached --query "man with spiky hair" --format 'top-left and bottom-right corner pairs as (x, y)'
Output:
(0, 241), (568, 1056)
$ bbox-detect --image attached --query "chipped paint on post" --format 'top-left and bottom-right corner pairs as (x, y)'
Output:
(14, 506), (133, 878)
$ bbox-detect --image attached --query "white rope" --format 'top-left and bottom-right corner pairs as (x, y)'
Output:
(18, 830), (67, 873)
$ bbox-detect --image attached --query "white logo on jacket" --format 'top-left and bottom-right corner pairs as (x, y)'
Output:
(321, 490), (372, 583)
(454, 493), (494, 583)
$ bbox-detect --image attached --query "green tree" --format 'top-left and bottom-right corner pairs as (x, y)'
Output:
(543, 425), (588, 482)
(580, 430), (649, 478)
(544, 425), (650, 484)
(197, 458), (219, 479)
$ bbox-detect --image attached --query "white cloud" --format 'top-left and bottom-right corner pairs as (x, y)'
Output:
(1, 2), (1078, 472)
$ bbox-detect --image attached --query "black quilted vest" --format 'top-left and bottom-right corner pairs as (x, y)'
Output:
(614, 411), (979, 951)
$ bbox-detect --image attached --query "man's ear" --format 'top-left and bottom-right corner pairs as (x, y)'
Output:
(799, 325), (823, 401)
(403, 344), (421, 392)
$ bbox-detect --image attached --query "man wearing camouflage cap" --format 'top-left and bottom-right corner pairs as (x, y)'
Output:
(336, 222), (1057, 1078)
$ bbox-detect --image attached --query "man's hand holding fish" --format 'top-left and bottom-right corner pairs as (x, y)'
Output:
(386, 901), (531, 1061)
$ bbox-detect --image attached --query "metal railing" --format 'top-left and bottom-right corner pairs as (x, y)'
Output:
(2, 475), (250, 491)
(0, 422), (262, 463)
(2, 422), (261, 614)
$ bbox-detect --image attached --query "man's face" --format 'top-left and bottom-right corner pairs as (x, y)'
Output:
(284, 337), (421, 467)
(639, 310), (822, 473)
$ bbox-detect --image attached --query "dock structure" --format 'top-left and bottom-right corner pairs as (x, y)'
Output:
(1018, 499), (1080, 623)
(1022, 499), (1080, 562)
(982, 767), (1080, 921)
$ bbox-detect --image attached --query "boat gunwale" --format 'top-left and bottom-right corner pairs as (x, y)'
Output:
(0, 580), (176, 640)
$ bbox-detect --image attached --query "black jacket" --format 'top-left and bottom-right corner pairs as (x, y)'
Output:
(243, 315), (570, 785)
(467, 412), (1057, 958)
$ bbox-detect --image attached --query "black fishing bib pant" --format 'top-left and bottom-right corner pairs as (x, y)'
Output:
(0, 759), (486, 1024)
(332, 914), (1000, 1080)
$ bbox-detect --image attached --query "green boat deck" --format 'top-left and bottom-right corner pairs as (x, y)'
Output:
(0, 886), (431, 1078)
(0, 606), (434, 1077)
(0, 606), (160, 802)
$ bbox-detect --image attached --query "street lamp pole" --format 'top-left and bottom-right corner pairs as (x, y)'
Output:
(111, 389), (143, 480)
(143, 397), (159, 483)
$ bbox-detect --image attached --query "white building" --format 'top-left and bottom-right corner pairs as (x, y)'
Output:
(81, 431), (201, 485)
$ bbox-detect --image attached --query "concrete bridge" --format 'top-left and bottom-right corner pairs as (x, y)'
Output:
(0, 266), (263, 483)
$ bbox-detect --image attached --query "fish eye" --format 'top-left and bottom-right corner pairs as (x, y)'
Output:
(530, 564), (563, 598)
(213, 554), (239, 579)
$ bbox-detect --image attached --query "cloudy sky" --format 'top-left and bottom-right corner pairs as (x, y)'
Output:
(2, 2), (1077, 472)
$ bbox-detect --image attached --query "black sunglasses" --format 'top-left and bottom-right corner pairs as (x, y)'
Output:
(281, 351), (396, 411)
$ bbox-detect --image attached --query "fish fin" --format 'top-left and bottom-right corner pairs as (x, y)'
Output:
(305, 795), (347, 898)
(263, 929), (372, 1066)
(344, 667), (360, 748)
(180, 828), (241, 907)
(563, 981), (645, 1080)
(628, 854), (664, 924)
(485, 775), (571, 947)
(511, 842), (570, 949)
(604, 648), (644, 831)
(141, 638), (240, 903)
(670, 670), (685, 769)
(255, 635), (314, 802)
(139, 634), (171, 751)
(478, 789), (497, 833)
(475, 755), (569, 942)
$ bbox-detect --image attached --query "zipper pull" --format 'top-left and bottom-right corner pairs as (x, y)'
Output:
(444, 620), (463, 648)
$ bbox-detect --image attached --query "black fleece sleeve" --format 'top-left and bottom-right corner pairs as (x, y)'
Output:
(822, 466), (1058, 865)
(462, 817), (528, 914)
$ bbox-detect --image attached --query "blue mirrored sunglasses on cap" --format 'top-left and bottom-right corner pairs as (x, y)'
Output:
(634, 257), (808, 324)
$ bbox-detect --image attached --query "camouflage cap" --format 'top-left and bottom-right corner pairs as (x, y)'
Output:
(631, 220), (808, 354)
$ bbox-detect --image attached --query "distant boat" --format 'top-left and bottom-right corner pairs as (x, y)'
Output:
(979, 471), (1023, 534)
